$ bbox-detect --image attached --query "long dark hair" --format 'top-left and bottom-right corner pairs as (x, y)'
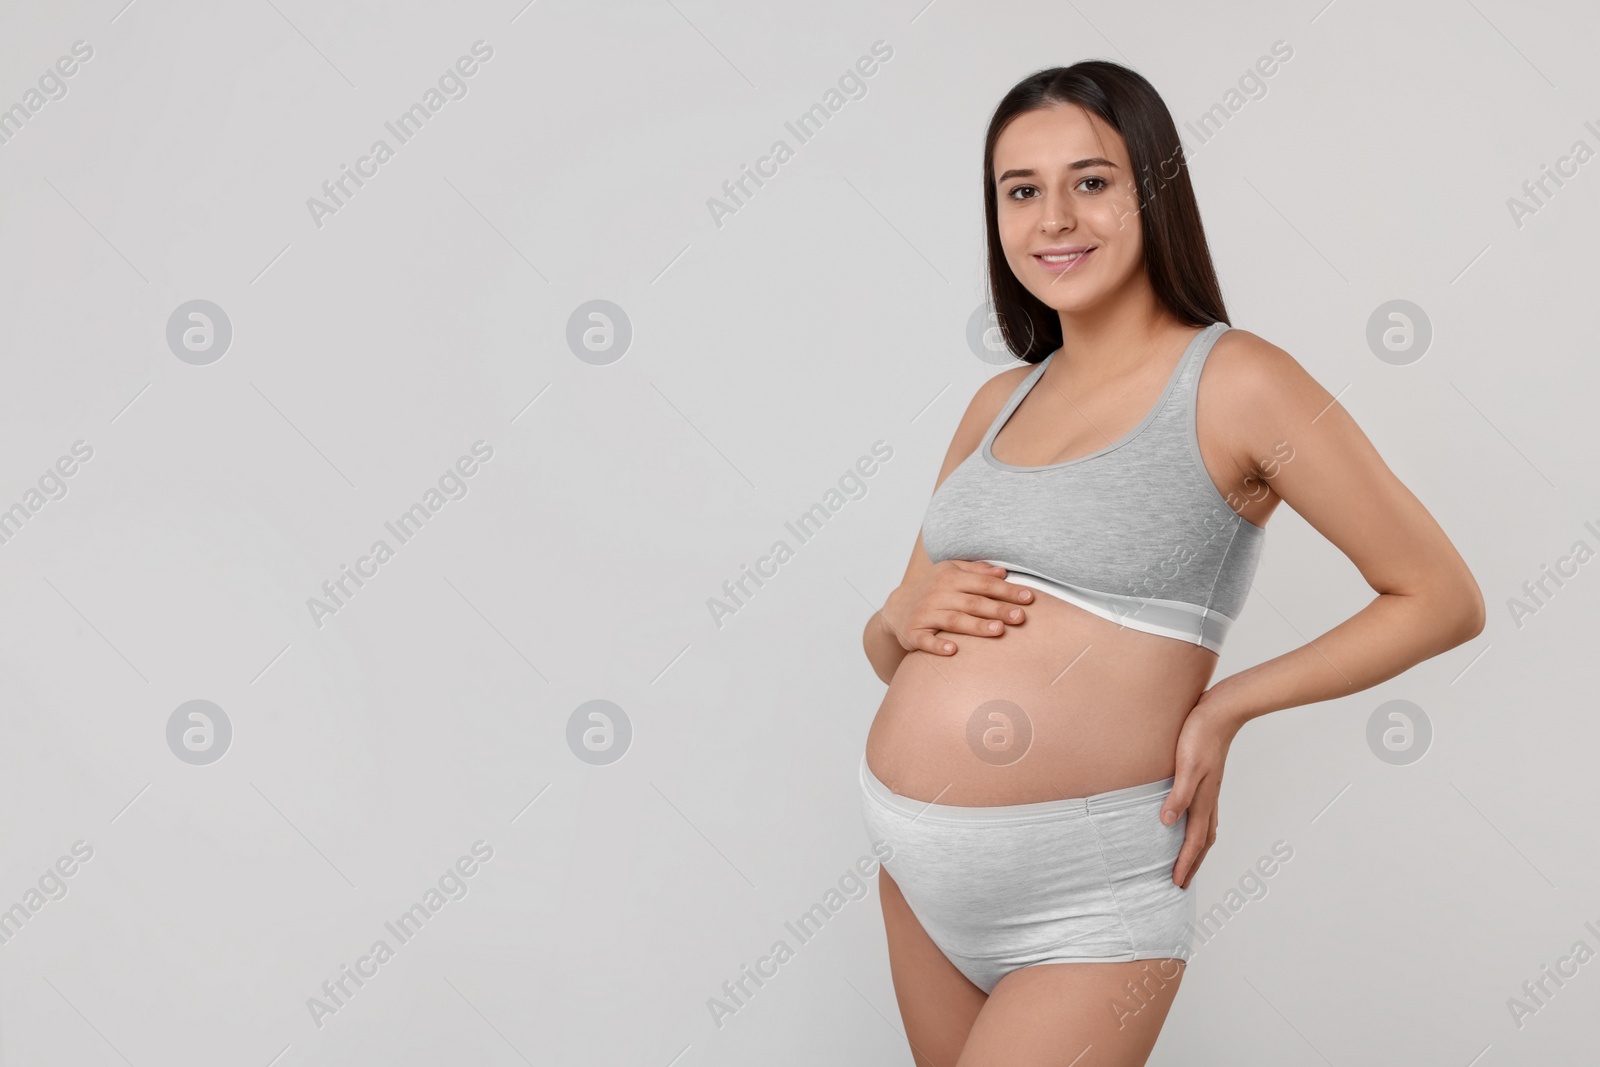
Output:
(984, 61), (1229, 363)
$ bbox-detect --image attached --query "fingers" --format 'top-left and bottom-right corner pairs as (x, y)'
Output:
(912, 629), (960, 656)
(964, 565), (1037, 607)
(946, 561), (1036, 610)
(877, 609), (956, 656)
(1171, 798), (1219, 888)
(950, 591), (1029, 629)
(949, 575), (1034, 629)
(1178, 809), (1218, 889)
(987, 578), (1035, 609)
(909, 606), (1019, 655)
(1173, 818), (1205, 887)
(1160, 776), (1195, 828)
(1162, 773), (1202, 886)
(905, 562), (1041, 655)
(912, 599), (1034, 659)
(900, 613), (1013, 654)
(902, 563), (1036, 655)
(946, 560), (1009, 576)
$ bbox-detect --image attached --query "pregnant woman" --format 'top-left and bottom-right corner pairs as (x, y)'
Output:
(859, 61), (1484, 1066)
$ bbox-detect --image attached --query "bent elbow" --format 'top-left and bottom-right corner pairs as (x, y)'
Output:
(1451, 577), (1487, 644)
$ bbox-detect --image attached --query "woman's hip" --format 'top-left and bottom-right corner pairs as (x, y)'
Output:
(857, 754), (1195, 986)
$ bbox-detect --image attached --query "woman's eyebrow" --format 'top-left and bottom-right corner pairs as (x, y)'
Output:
(996, 159), (1120, 182)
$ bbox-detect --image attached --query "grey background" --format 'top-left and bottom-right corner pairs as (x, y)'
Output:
(1, 0), (1596, 1063)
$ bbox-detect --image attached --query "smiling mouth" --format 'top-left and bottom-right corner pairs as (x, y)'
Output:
(1033, 247), (1095, 273)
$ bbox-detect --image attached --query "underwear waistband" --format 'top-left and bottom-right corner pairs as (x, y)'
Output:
(859, 754), (1174, 826)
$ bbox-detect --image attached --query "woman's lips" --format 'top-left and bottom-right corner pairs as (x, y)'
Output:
(1033, 247), (1095, 274)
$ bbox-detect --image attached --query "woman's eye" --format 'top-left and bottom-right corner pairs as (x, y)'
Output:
(1006, 178), (1107, 199)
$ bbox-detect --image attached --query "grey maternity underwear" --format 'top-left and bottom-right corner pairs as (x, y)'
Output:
(859, 755), (1195, 994)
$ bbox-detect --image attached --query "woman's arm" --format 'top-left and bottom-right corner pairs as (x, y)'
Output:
(862, 365), (1038, 685)
(862, 548), (918, 684)
(1200, 330), (1486, 732)
(1163, 329), (1485, 888)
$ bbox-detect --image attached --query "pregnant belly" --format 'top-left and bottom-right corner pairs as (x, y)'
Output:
(864, 588), (1219, 805)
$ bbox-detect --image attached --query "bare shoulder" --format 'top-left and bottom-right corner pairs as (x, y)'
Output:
(972, 359), (1035, 415)
(957, 359), (1036, 440)
(1205, 328), (1329, 407)
(1203, 326), (1483, 619)
(1202, 328), (1340, 469)
(935, 360), (1036, 476)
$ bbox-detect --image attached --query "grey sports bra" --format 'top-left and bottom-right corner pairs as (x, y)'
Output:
(921, 321), (1265, 653)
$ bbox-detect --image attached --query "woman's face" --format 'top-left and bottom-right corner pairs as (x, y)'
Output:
(992, 104), (1145, 317)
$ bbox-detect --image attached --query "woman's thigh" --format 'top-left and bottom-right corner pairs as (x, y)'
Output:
(878, 866), (988, 1067)
(956, 958), (1186, 1067)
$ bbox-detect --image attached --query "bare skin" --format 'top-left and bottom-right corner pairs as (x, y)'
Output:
(861, 103), (1485, 1065)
